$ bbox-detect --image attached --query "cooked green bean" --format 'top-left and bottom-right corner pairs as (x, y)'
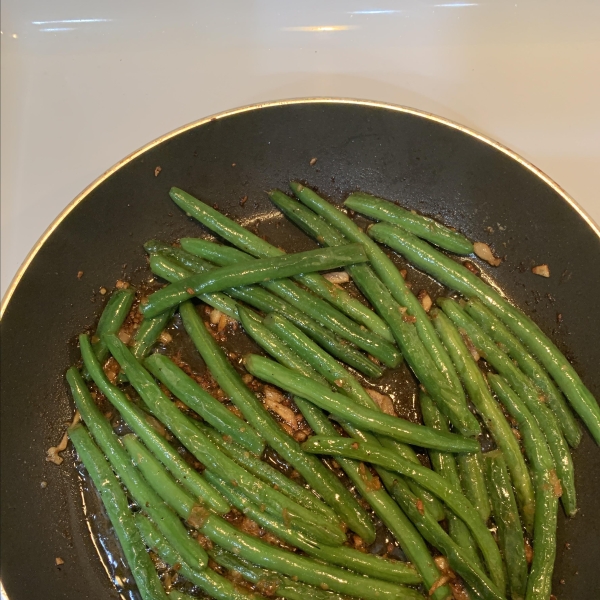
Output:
(151, 251), (382, 378)
(66, 367), (208, 570)
(104, 333), (346, 546)
(455, 450), (491, 524)
(79, 334), (230, 513)
(197, 421), (338, 523)
(281, 184), (478, 437)
(205, 471), (423, 586)
(263, 311), (445, 522)
(141, 244), (369, 319)
(198, 512), (424, 600)
(82, 287), (135, 378)
(484, 450), (528, 600)
(144, 353), (265, 455)
(209, 547), (349, 600)
(245, 354), (478, 452)
(420, 393), (484, 569)
(488, 375), (559, 600)
(440, 298), (576, 516)
(237, 310), (449, 597)
(135, 514), (264, 600)
(344, 192), (474, 255)
(369, 221), (600, 445)
(180, 237), (402, 368)
(465, 298), (582, 448)
(178, 301), (374, 541)
(301, 436), (506, 594)
(382, 474), (505, 600)
(68, 424), (169, 600)
(431, 308), (536, 532)
(170, 186), (389, 339)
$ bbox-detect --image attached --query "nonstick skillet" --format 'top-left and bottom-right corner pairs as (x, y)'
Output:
(1, 99), (599, 600)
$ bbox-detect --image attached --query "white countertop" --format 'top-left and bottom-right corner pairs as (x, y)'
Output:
(2, 0), (599, 298)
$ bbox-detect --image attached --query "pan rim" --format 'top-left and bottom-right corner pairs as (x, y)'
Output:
(2, 96), (598, 320)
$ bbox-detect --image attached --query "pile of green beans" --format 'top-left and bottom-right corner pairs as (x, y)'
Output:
(61, 180), (596, 600)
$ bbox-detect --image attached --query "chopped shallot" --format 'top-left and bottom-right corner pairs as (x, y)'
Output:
(323, 271), (350, 284)
(47, 411), (81, 465)
(365, 389), (396, 416)
(532, 264), (550, 277)
(474, 242), (502, 267)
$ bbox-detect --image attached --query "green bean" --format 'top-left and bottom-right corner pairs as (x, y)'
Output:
(141, 244), (369, 319)
(238, 309), (449, 598)
(282, 185), (478, 437)
(65, 367), (208, 570)
(488, 375), (559, 600)
(205, 471), (423, 586)
(103, 333), (346, 546)
(199, 512), (424, 600)
(79, 334), (230, 513)
(369, 221), (600, 445)
(484, 450), (528, 600)
(144, 353), (265, 455)
(440, 298), (576, 516)
(465, 298), (582, 448)
(245, 355), (478, 452)
(135, 514), (264, 600)
(455, 451), (491, 524)
(151, 251), (382, 379)
(178, 301), (373, 540)
(144, 239), (214, 272)
(170, 186), (389, 339)
(344, 192), (474, 255)
(263, 311), (446, 522)
(82, 287), (135, 378)
(122, 433), (210, 519)
(196, 422), (338, 523)
(68, 424), (169, 600)
(301, 436), (506, 594)
(209, 547), (348, 600)
(382, 474), (505, 600)
(431, 308), (536, 533)
(420, 393), (484, 570)
(180, 237), (402, 368)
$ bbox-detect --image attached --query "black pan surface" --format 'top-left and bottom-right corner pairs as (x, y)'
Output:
(1, 100), (599, 600)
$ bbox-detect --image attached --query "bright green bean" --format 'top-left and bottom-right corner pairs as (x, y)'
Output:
(82, 287), (135, 378)
(455, 450), (491, 524)
(104, 333), (345, 546)
(440, 298), (576, 516)
(66, 367), (208, 570)
(135, 514), (263, 600)
(302, 436), (506, 594)
(68, 424), (169, 600)
(205, 471), (423, 586)
(431, 308), (536, 533)
(79, 334), (229, 513)
(144, 353), (265, 455)
(344, 192), (474, 254)
(420, 393), (484, 570)
(180, 237), (401, 368)
(488, 375), (559, 600)
(369, 221), (600, 445)
(209, 547), (348, 600)
(484, 450), (528, 600)
(178, 301), (373, 540)
(170, 186), (389, 339)
(141, 244), (369, 319)
(282, 184), (478, 437)
(245, 355), (479, 452)
(465, 298), (582, 448)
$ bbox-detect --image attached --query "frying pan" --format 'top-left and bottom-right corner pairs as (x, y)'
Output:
(1, 99), (598, 600)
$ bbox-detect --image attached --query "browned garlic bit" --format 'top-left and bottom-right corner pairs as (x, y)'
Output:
(46, 411), (81, 465)
(365, 388), (396, 416)
(263, 386), (298, 430)
(55, 557), (64, 566)
(459, 328), (480, 361)
(309, 157), (317, 166)
(210, 308), (223, 325)
(532, 264), (550, 277)
(417, 290), (433, 312)
(323, 271), (350, 284)
(473, 242), (502, 267)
